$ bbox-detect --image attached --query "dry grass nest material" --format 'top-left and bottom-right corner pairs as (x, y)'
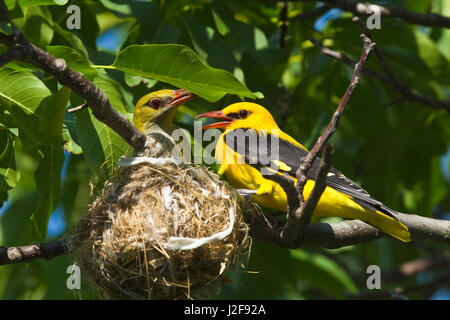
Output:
(72, 160), (253, 299)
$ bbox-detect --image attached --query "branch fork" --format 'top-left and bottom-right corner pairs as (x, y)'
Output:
(264, 34), (375, 248)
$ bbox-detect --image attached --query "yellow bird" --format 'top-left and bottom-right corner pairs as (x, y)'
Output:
(133, 89), (195, 158)
(196, 102), (411, 242)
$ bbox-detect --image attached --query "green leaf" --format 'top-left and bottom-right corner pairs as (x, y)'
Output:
(5, 0), (16, 10)
(155, 24), (180, 44)
(37, 86), (71, 143)
(290, 250), (358, 298)
(46, 45), (97, 80)
(0, 70), (69, 145)
(0, 193), (39, 246)
(104, 44), (262, 102)
(15, 6), (54, 46)
(0, 68), (51, 116)
(62, 127), (82, 155)
(30, 144), (64, 240)
(415, 31), (449, 84)
(0, 68), (55, 144)
(375, 28), (449, 85)
(75, 1), (101, 49)
(124, 73), (158, 89)
(75, 75), (130, 178)
(210, 3), (272, 66)
(231, 242), (305, 299)
(184, 17), (238, 73)
(0, 128), (20, 192)
(0, 191), (7, 209)
(93, 76), (127, 114)
(212, 9), (230, 36)
(99, 0), (159, 25)
(99, 0), (134, 15)
(52, 24), (89, 59)
(18, 0), (68, 7)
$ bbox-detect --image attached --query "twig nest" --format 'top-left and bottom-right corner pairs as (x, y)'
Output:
(72, 156), (253, 299)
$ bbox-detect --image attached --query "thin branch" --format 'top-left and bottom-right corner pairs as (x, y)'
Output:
(0, 240), (68, 265)
(279, 0), (288, 48)
(383, 96), (408, 108)
(325, 0), (450, 28)
(281, 144), (334, 246)
(349, 268), (450, 298)
(309, 36), (450, 112)
(260, 34), (374, 248)
(283, 0), (450, 28)
(297, 35), (374, 181)
(291, 35), (374, 237)
(384, 251), (450, 282)
(0, 1), (147, 151)
(68, 103), (88, 113)
(293, 4), (330, 21)
(394, 271), (450, 296)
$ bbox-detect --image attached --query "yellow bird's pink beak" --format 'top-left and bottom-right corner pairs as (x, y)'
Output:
(168, 89), (197, 107)
(195, 110), (236, 129)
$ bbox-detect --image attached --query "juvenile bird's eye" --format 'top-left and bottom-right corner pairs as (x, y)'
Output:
(149, 98), (161, 109)
(239, 110), (249, 119)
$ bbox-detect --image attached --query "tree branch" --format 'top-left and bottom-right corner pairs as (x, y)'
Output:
(0, 240), (68, 265)
(250, 209), (450, 249)
(3, 207), (447, 266)
(0, 1), (147, 151)
(308, 36), (450, 112)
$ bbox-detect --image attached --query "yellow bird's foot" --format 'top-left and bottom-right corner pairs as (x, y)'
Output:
(237, 188), (257, 200)
(217, 164), (229, 176)
(256, 180), (273, 195)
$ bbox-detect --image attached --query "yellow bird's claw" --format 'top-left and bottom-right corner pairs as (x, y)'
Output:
(256, 181), (273, 195)
(217, 164), (228, 176)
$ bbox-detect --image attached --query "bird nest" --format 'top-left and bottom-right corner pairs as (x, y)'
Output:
(71, 157), (254, 299)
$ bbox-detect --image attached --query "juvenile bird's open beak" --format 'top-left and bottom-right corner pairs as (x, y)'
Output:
(168, 89), (197, 107)
(195, 110), (235, 129)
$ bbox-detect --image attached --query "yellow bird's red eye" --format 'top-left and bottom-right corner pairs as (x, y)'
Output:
(149, 98), (161, 109)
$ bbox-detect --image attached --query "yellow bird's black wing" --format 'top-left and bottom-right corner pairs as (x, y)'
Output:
(223, 129), (399, 219)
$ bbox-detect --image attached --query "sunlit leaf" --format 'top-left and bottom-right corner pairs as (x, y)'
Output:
(1, 74), (69, 145)
(104, 44), (263, 102)
(5, 0), (16, 10)
(18, 0), (68, 7)
(0, 68), (51, 116)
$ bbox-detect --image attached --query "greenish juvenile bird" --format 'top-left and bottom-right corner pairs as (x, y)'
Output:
(133, 89), (195, 159)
